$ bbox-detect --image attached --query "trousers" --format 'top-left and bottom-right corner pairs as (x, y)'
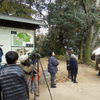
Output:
(71, 73), (77, 82)
(50, 73), (56, 86)
(31, 81), (34, 91)
(34, 73), (39, 100)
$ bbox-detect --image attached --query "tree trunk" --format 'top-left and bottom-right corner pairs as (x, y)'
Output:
(49, 25), (53, 49)
(91, 24), (100, 53)
(84, 26), (92, 63)
(79, 40), (83, 60)
(53, 26), (58, 53)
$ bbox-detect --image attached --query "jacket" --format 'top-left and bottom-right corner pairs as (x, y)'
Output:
(65, 51), (72, 62)
(48, 56), (59, 74)
(0, 64), (29, 100)
(70, 58), (78, 75)
(20, 63), (34, 81)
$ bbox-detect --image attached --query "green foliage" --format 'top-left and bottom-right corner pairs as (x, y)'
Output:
(36, 34), (50, 57)
(47, 0), (100, 60)
(0, 0), (36, 18)
(55, 55), (66, 61)
(40, 38), (50, 57)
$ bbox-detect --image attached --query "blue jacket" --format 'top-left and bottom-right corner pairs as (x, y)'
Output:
(0, 48), (3, 60)
(70, 58), (78, 75)
(48, 56), (59, 74)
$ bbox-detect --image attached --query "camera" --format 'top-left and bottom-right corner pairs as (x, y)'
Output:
(28, 48), (41, 59)
(25, 48), (41, 66)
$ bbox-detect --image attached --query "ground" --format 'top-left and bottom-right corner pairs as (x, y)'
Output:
(29, 58), (100, 100)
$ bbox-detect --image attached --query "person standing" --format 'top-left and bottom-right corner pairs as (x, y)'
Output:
(0, 51), (29, 100)
(0, 47), (3, 68)
(65, 48), (72, 79)
(70, 54), (78, 83)
(48, 51), (59, 88)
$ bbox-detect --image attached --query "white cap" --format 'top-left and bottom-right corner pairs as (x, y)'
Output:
(71, 54), (76, 59)
(19, 55), (28, 62)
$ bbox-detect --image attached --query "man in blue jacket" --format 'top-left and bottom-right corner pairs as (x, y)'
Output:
(70, 54), (78, 83)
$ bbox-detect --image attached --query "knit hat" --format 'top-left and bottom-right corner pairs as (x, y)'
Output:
(19, 55), (28, 63)
(49, 51), (53, 56)
(71, 54), (76, 59)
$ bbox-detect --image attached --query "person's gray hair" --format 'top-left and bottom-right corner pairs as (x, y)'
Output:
(71, 54), (76, 59)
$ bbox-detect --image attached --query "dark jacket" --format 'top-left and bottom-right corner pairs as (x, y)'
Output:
(48, 56), (59, 74)
(0, 64), (29, 100)
(70, 58), (78, 75)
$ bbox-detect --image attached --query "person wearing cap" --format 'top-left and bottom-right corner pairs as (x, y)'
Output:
(19, 55), (40, 100)
(69, 54), (78, 83)
(19, 55), (34, 81)
(0, 51), (29, 100)
(65, 48), (72, 79)
(48, 51), (59, 88)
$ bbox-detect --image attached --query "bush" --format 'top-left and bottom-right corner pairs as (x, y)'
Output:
(55, 55), (66, 60)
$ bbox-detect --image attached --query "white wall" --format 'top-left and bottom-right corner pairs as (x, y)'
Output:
(0, 26), (35, 64)
(96, 0), (100, 7)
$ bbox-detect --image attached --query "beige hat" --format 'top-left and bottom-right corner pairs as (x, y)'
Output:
(71, 54), (76, 59)
(19, 55), (28, 62)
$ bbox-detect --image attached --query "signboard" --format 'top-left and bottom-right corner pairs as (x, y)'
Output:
(11, 31), (33, 47)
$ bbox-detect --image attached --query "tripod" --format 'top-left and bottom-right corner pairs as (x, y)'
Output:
(28, 57), (53, 100)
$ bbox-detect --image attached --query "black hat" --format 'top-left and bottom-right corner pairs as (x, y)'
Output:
(49, 51), (53, 56)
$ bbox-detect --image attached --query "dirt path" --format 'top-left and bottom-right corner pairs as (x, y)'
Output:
(29, 58), (100, 100)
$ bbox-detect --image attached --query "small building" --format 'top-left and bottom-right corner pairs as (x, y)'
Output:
(0, 14), (44, 64)
(92, 46), (100, 60)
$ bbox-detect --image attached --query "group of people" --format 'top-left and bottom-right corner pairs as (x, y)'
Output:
(19, 55), (41, 100)
(0, 49), (41, 100)
(48, 48), (78, 90)
(66, 48), (78, 83)
(0, 47), (78, 100)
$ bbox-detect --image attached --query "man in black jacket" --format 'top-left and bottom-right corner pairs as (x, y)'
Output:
(0, 51), (29, 100)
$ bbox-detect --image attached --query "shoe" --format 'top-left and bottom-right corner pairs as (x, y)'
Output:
(51, 85), (57, 88)
(73, 81), (78, 83)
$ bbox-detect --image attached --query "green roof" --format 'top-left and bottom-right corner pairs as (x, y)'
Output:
(0, 14), (45, 30)
(0, 13), (44, 26)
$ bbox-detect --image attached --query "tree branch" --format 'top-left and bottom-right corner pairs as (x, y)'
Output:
(81, 0), (87, 13)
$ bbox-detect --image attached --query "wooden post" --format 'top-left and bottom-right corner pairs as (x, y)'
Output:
(34, 30), (36, 49)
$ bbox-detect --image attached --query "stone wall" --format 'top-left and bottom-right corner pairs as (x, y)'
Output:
(40, 69), (50, 83)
